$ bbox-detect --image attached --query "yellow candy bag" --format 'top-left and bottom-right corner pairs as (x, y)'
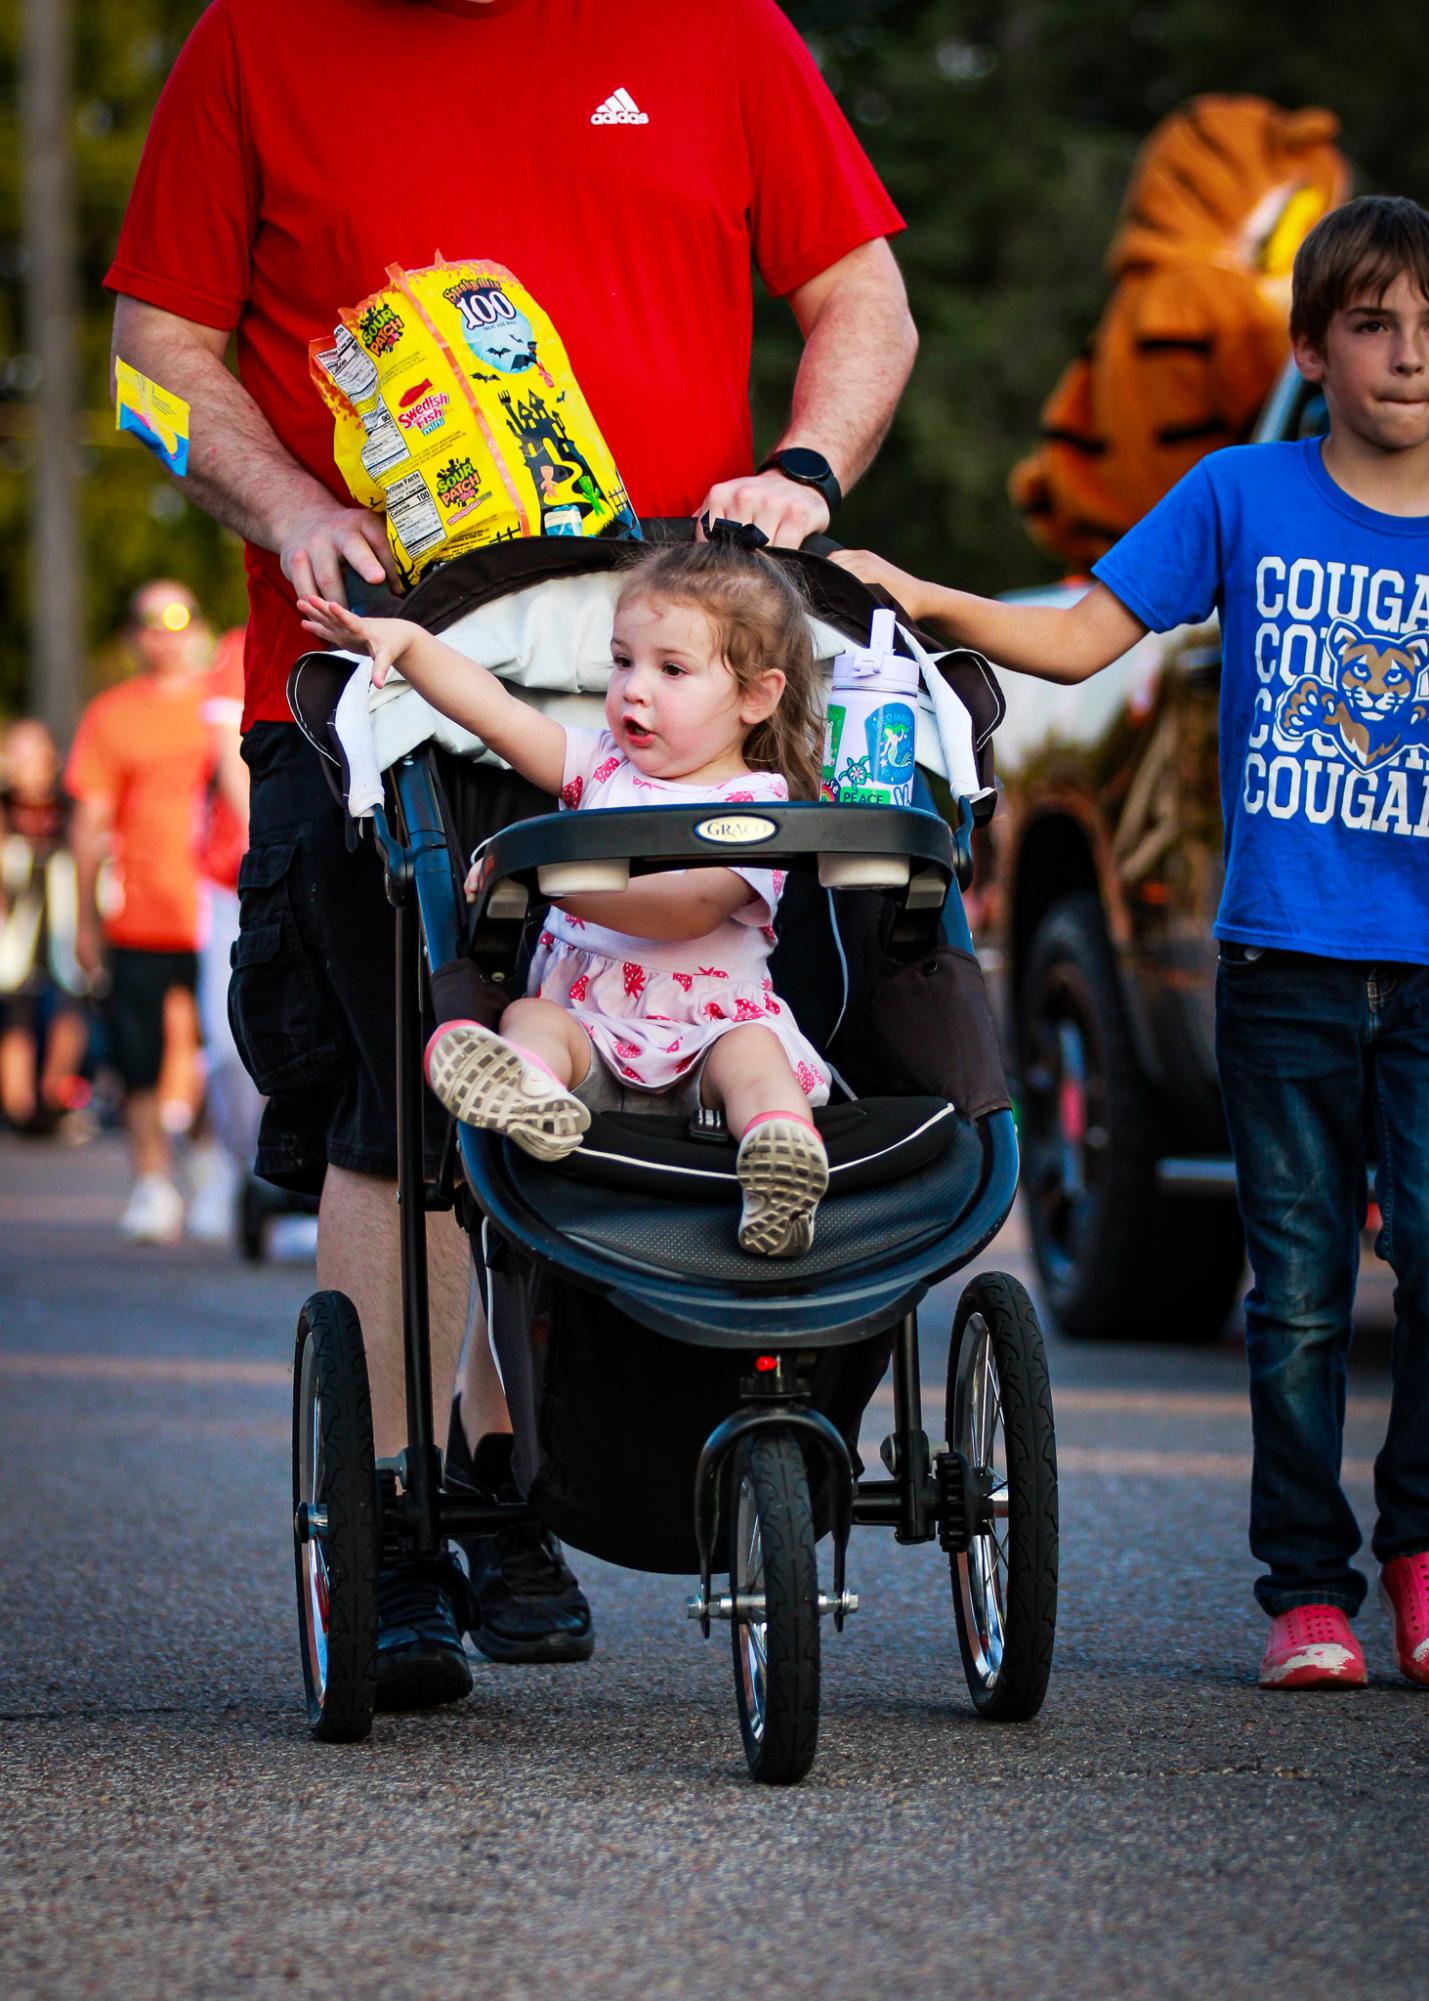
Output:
(310, 257), (639, 588)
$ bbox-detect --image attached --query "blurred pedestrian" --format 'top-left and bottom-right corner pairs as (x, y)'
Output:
(66, 580), (213, 1242)
(188, 624), (266, 1240)
(0, 719), (90, 1135)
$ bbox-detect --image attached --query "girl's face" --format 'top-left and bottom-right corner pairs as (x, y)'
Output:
(606, 593), (783, 785)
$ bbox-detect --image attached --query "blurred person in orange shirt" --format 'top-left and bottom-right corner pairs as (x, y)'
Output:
(67, 580), (213, 1242)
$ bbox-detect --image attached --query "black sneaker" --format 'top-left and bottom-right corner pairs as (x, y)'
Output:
(375, 1554), (474, 1710)
(447, 1404), (595, 1665)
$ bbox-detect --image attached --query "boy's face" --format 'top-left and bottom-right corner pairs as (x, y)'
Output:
(1294, 270), (1429, 457)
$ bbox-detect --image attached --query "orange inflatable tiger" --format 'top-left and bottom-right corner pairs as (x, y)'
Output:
(1010, 96), (1347, 569)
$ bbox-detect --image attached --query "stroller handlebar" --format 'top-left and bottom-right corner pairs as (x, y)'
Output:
(467, 800), (968, 959)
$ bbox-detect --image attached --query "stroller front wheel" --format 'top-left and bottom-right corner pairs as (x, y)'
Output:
(947, 1273), (1058, 1720)
(729, 1431), (821, 1785)
(292, 1290), (379, 1743)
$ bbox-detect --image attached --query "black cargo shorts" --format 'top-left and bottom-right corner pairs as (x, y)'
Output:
(229, 723), (419, 1195)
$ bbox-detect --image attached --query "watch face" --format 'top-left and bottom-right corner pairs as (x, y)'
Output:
(776, 447), (833, 483)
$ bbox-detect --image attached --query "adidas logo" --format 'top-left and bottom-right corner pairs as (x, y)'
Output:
(591, 86), (649, 126)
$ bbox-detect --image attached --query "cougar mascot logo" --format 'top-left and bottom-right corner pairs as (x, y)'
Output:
(1277, 623), (1429, 772)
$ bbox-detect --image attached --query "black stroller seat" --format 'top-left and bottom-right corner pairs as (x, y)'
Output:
(497, 1096), (985, 1286)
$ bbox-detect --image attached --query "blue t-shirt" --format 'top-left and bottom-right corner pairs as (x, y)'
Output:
(1094, 439), (1429, 962)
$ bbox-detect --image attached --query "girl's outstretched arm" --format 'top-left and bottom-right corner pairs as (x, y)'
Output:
(297, 595), (567, 795)
(829, 552), (1146, 685)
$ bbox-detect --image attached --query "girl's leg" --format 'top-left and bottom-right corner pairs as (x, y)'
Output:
(498, 996), (592, 1091)
(424, 999), (590, 1162)
(701, 1023), (810, 1137)
(704, 1026), (828, 1258)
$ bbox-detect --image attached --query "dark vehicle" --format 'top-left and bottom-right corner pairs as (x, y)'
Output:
(972, 365), (1328, 1344)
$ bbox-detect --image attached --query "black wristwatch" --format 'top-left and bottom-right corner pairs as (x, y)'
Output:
(759, 446), (842, 517)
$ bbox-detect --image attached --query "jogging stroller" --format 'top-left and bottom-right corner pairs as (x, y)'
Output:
(286, 524), (1058, 1784)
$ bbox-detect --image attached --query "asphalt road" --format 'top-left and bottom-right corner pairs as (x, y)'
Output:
(2, 1132), (1423, 2001)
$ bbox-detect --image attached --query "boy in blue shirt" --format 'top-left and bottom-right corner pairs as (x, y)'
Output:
(837, 194), (1429, 1691)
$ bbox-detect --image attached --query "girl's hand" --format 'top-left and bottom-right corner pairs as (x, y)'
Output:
(296, 595), (415, 689)
(463, 860), (480, 903)
(828, 550), (932, 624)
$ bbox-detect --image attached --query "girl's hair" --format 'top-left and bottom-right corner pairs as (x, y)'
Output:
(614, 540), (824, 800)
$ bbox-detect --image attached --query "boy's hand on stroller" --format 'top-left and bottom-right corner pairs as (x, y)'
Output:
(830, 549), (931, 622)
(463, 860), (480, 902)
(296, 597), (410, 687)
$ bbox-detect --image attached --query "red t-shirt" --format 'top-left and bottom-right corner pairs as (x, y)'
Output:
(198, 627), (248, 891)
(105, 0), (904, 730)
(64, 674), (213, 952)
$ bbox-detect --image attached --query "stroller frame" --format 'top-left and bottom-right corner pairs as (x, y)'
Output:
(290, 542), (1055, 1784)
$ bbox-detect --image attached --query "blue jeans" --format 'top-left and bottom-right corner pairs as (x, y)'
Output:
(1216, 948), (1429, 1616)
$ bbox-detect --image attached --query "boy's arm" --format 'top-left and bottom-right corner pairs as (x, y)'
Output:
(299, 596), (568, 795)
(831, 553), (1146, 684)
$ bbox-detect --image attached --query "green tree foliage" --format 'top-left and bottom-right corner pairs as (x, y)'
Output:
(2, 1), (1425, 718)
(0, 5), (250, 711)
(772, 0), (1429, 589)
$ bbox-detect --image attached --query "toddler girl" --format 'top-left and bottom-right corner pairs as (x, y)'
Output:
(297, 539), (831, 1256)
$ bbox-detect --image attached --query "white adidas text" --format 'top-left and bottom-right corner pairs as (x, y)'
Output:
(592, 86), (648, 125)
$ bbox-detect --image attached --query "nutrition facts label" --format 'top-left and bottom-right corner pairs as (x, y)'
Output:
(316, 326), (378, 406)
(383, 468), (446, 560)
(359, 402), (410, 479)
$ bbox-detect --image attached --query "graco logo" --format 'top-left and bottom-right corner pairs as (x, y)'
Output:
(592, 86), (649, 125)
(694, 813), (777, 846)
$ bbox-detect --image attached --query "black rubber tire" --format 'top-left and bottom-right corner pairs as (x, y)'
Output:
(729, 1431), (821, 1786)
(292, 1290), (379, 1743)
(948, 1273), (1058, 1721)
(1018, 892), (1244, 1342)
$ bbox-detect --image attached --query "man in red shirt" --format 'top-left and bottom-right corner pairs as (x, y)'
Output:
(107, 0), (917, 1701)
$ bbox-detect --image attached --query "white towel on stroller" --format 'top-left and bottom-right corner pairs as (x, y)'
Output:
(328, 569), (989, 817)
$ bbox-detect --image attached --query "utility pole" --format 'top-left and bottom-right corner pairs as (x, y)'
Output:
(21, 0), (83, 739)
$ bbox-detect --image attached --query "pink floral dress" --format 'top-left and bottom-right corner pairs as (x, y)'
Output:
(524, 727), (829, 1105)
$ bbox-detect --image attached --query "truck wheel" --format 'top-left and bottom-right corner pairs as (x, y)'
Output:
(1018, 893), (1243, 1344)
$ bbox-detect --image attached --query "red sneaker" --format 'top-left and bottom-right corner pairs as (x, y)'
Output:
(1259, 1604), (1367, 1689)
(1380, 1552), (1429, 1687)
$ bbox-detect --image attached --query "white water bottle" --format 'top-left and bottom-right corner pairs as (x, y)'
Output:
(821, 607), (918, 805)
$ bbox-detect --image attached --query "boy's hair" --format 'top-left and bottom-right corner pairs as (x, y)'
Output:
(614, 540), (824, 800)
(1291, 194), (1429, 349)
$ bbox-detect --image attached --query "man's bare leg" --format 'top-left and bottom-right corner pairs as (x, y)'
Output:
(317, 1164), (478, 1460)
(459, 1301), (513, 1451)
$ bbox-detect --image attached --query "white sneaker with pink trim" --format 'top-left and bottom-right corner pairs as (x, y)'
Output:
(1380, 1552), (1429, 1686)
(424, 1020), (589, 1162)
(1258, 1603), (1367, 1689)
(735, 1117), (828, 1258)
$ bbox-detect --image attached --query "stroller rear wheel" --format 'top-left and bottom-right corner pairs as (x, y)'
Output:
(292, 1290), (380, 1743)
(729, 1431), (821, 1785)
(947, 1273), (1058, 1720)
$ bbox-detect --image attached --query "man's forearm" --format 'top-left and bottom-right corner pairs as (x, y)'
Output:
(778, 241), (918, 492)
(111, 300), (332, 553)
